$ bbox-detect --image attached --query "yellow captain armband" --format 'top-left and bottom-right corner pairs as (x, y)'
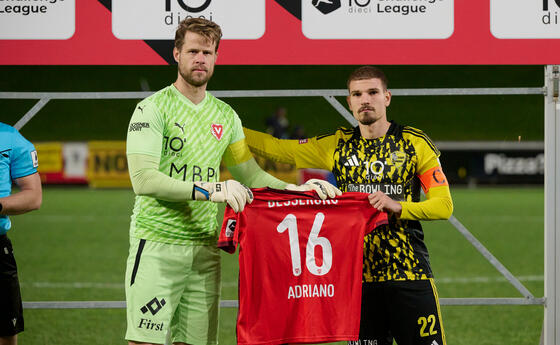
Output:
(223, 139), (253, 167)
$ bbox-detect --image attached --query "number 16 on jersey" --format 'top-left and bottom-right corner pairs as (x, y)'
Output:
(276, 212), (333, 277)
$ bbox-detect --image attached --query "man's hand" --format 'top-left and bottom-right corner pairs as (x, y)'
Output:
(193, 180), (254, 213)
(285, 179), (342, 200)
(368, 191), (402, 215)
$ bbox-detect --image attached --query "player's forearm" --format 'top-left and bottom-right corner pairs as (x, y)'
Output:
(0, 190), (42, 215)
(128, 154), (194, 201)
(244, 128), (297, 164)
(399, 187), (453, 220)
(228, 158), (288, 189)
(0, 172), (43, 215)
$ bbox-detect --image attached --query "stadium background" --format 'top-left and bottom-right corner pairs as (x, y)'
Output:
(1, 65), (545, 344)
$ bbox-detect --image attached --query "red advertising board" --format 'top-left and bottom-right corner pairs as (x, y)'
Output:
(0, 0), (559, 65)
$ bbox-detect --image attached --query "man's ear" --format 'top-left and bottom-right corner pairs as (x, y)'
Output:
(385, 90), (392, 107)
(173, 47), (180, 63)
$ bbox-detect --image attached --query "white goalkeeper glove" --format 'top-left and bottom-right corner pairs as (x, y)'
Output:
(193, 180), (254, 213)
(285, 179), (342, 200)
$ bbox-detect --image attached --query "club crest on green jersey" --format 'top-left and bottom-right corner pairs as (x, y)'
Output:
(211, 123), (223, 141)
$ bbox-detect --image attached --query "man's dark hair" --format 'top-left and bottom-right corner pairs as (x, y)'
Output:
(347, 66), (388, 90)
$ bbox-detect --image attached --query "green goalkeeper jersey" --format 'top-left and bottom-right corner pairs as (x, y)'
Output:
(126, 85), (244, 245)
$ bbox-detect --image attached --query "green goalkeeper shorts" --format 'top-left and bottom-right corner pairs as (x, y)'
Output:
(125, 237), (221, 345)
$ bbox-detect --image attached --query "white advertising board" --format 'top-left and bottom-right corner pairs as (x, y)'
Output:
(302, 0), (454, 39)
(491, 0), (560, 39)
(0, 0), (75, 39)
(113, 0), (265, 40)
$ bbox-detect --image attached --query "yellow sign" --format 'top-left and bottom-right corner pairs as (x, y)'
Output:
(34, 142), (63, 173)
(88, 141), (131, 188)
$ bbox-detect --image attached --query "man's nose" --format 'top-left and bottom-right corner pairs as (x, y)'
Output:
(194, 52), (206, 63)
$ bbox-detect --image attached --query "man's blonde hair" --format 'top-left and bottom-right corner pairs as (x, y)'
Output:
(174, 18), (222, 51)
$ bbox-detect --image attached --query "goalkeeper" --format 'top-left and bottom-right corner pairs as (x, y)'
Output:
(124, 18), (340, 345)
(244, 66), (453, 345)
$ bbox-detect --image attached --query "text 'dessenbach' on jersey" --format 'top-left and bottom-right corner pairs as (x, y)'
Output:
(302, 0), (454, 39)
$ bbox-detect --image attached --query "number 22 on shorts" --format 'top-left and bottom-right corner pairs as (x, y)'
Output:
(418, 314), (438, 337)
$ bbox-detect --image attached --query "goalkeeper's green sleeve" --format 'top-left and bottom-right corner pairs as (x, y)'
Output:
(227, 157), (288, 189)
(127, 153), (195, 201)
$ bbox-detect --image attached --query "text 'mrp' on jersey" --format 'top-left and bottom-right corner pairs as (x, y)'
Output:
(218, 188), (388, 345)
(126, 85), (245, 245)
(244, 121), (451, 283)
(0, 122), (38, 232)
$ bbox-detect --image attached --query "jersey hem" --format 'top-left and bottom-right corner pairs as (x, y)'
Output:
(130, 233), (216, 246)
(363, 276), (432, 283)
(237, 334), (358, 345)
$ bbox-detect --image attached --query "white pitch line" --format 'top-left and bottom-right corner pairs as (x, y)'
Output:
(21, 282), (124, 289)
(435, 275), (544, 284)
(457, 215), (543, 223)
(20, 276), (544, 290)
(17, 215), (131, 222)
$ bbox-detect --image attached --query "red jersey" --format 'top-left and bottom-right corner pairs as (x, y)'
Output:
(218, 188), (388, 345)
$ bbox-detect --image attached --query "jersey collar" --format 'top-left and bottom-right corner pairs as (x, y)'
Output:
(170, 84), (210, 110)
(352, 121), (401, 145)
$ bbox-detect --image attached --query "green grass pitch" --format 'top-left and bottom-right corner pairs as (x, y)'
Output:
(9, 186), (544, 345)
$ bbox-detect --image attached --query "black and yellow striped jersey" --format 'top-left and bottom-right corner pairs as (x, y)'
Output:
(244, 121), (453, 282)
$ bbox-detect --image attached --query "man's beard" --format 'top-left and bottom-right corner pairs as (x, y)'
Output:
(358, 117), (375, 125)
(179, 66), (213, 87)
(358, 113), (376, 126)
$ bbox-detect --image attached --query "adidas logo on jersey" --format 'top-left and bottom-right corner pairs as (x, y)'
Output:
(431, 340), (440, 345)
(343, 155), (360, 167)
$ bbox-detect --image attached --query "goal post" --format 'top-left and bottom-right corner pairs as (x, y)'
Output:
(544, 64), (560, 345)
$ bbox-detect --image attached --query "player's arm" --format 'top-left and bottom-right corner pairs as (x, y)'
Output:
(127, 153), (194, 201)
(369, 163), (452, 220)
(0, 130), (42, 216)
(401, 164), (452, 220)
(224, 139), (340, 199)
(243, 127), (335, 170)
(126, 101), (195, 201)
(225, 121), (340, 199)
(369, 131), (453, 220)
(401, 130), (453, 220)
(223, 138), (287, 189)
(0, 173), (42, 215)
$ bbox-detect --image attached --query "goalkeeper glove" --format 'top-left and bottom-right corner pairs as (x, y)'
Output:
(193, 180), (254, 213)
(285, 179), (342, 200)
